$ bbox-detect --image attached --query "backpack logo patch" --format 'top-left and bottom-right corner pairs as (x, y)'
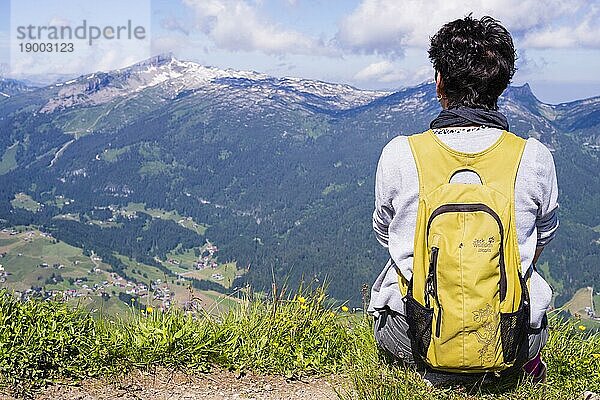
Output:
(472, 236), (495, 253)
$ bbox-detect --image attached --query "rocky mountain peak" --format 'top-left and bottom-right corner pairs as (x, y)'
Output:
(502, 82), (540, 105)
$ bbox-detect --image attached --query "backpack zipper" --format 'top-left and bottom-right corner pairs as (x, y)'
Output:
(426, 203), (506, 302)
(427, 246), (443, 337)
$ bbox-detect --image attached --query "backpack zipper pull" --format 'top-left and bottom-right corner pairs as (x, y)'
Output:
(426, 238), (440, 309)
(425, 274), (433, 308)
(429, 235), (442, 338)
(430, 246), (442, 338)
(435, 302), (443, 337)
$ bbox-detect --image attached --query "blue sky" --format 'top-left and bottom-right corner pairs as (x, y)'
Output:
(1, 0), (599, 104)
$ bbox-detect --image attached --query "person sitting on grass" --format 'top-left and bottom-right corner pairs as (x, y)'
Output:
(368, 15), (558, 385)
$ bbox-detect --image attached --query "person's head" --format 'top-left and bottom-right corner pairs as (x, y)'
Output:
(429, 15), (516, 110)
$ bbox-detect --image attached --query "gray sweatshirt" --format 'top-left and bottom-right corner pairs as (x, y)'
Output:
(368, 127), (559, 329)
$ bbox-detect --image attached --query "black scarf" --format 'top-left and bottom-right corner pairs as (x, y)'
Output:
(429, 107), (509, 131)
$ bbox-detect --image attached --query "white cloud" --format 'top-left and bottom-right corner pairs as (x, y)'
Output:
(335, 0), (594, 57)
(9, 39), (151, 78)
(522, 9), (600, 49)
(161, 16), (190, 36)
(47, 17), (71, 27)
(515, 50), (548, 76)
(182, 0), (336, 56)
(411, 65), (436, 84)
(354, 61), (405, 82)
(353, 61), (433, 88)
(151, 35), (192, 56)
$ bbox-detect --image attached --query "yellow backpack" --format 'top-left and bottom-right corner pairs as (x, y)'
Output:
(403, 129), (529, 373)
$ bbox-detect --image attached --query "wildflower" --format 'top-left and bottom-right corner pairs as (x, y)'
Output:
(578, 325), (586, 331)
(329, 311), (336, 318)
(300, 304), (308, 310)
(592, 354), (600, 359)
(146, 306), (153, 313)
(297, 296), (306, 304)
(341, 305), (349, 312)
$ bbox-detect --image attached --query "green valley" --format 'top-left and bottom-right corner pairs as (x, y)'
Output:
(0, 225), (245, 316)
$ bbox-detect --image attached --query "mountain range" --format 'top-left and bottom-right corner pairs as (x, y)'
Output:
(0, 54), (598, 306)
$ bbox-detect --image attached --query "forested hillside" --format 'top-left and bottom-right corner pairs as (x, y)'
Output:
(0, 55), (598, 306)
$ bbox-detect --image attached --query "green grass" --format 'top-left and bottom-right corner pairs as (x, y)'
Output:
(88, 219), (122, 228)
(200, 290), (240, 310)
(0, 142), (18, 175)
(182, 261), (238, 288)
(0, 288), (349, 396)
(138, 160), (174, 176)
(322, 183), (348, 196)
(0, 237), (18, 247)
(121, 202), (146, 214)
(116, 254), (166, 283)
(0, 288), (598, 399)
(101, 146), (132, 162)
(0, 228), (240, 323)
(56, 104), (114, 136)
(163, 246), (240, 288)
(10, 193), (41, 212)
(48, 196), (74, 209)
(0, 232), (105, 291)
(121, 203), (208, 235)
(338, 315), (600, 400)
(74, 295), (132, 317)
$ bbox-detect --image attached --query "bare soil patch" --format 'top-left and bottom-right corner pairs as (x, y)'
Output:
(1, 369), (342, 400)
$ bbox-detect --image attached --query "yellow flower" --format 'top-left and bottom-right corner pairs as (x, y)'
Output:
(341, 305), (349, 312)
(329, 311), (336, 317)
(146, 306), (153, 313)
(592, 354), (600, 359)
(131, 298), (135, 302)
(297, 296), (306, 304)
(578, 325), (586, 331)
(300, 304), (308, 310)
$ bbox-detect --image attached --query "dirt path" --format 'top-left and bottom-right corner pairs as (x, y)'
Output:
(1, 370), (343, 400)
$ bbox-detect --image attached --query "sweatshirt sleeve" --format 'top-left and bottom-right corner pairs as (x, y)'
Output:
(533, 140), (559, 247)
(372, 141), (401, 248)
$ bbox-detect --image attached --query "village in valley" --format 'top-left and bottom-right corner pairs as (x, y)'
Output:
(0, 224), (244, 315)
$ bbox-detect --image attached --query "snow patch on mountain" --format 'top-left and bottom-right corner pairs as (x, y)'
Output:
(40, 55), (389, 114)
(0, 77), (32, 97)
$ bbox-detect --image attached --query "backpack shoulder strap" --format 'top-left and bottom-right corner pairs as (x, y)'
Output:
(408, 130), (526, 200)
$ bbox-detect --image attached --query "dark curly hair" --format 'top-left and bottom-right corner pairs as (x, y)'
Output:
(428, 15), (516, 110)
